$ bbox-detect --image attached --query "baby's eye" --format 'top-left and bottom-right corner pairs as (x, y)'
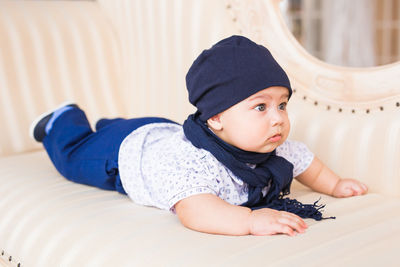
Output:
(278, 102), (287, 111)
(254, 104), (266, 112)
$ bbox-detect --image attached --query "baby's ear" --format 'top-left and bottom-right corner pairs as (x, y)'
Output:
(207, 114), (223, 131)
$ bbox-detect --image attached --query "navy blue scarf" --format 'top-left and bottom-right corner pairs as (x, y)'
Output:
(183, 113), (333, 221)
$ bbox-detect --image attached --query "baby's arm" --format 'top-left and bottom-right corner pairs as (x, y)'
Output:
(296, 157), (368, 197)
(174, 193), (307, 236)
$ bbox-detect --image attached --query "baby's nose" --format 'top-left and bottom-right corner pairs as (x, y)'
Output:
(270, 110), (284, 126)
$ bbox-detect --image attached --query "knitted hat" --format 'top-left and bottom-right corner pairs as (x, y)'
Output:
(186, 35), (292, 121)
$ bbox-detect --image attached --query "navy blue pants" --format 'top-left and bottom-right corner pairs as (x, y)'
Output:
(42, 107), (175, 194)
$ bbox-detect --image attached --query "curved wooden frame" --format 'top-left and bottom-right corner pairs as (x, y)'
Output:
(227, 0), (400, 111)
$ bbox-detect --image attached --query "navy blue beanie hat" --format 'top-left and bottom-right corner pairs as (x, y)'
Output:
(186, 35), (292, 121)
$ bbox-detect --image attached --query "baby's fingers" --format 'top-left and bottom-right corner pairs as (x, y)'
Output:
(349, 182), (368, 196)
(354, 182), (368, 194)
(278, 216), (307, 235)
(275, 224), (297, 237)
(281, 212), (308, 228)
(334, 179), (369, 197)
(249, 208), (308, 236)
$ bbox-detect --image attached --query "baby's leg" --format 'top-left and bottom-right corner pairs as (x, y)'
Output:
(40, 105), (176, 194)
(40, 106), (126, 193)
(95, 118), (124, 131)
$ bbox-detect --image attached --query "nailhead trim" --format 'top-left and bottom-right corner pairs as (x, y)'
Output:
(293, 89), (399, 114)
(1, 249), (21, 266)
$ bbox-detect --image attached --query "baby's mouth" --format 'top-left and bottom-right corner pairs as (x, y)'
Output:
(268, 134), (282, 143)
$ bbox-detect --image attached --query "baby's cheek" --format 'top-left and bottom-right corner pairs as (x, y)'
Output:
(285, 118), (291, 134)
(281, 126), (290, 143)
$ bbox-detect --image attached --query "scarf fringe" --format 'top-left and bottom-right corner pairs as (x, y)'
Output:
(259, 197), (336, 221)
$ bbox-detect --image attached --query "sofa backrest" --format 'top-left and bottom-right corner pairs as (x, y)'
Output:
(0, 0), (236, 157)
(0, 1), (126, 156)
(96, 0), (237, 120)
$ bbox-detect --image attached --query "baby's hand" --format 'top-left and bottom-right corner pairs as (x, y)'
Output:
(332, 178), (368, 198)
(248, 208), (308, 236)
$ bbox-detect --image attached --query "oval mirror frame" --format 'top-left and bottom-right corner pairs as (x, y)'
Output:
(226, 0), (400, 110)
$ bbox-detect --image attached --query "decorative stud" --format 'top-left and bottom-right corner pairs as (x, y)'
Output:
(9, 256), (12, 261)
(397, 102), (400, 107)
(293, 93), (395, 114)
(1, 250), (4, 256)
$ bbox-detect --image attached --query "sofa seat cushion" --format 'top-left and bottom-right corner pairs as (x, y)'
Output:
(1, 151), (399, 266)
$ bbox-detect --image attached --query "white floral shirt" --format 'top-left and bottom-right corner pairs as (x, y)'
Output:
(118, 123), (314, 212)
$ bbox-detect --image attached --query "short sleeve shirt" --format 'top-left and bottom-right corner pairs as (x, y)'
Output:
(118, 123), (314, 212)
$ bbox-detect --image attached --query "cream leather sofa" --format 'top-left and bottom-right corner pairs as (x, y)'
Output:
(1, 1), (399, 266)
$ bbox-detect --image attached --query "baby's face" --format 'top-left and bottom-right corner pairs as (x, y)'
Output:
(208, 86), (290, 153)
